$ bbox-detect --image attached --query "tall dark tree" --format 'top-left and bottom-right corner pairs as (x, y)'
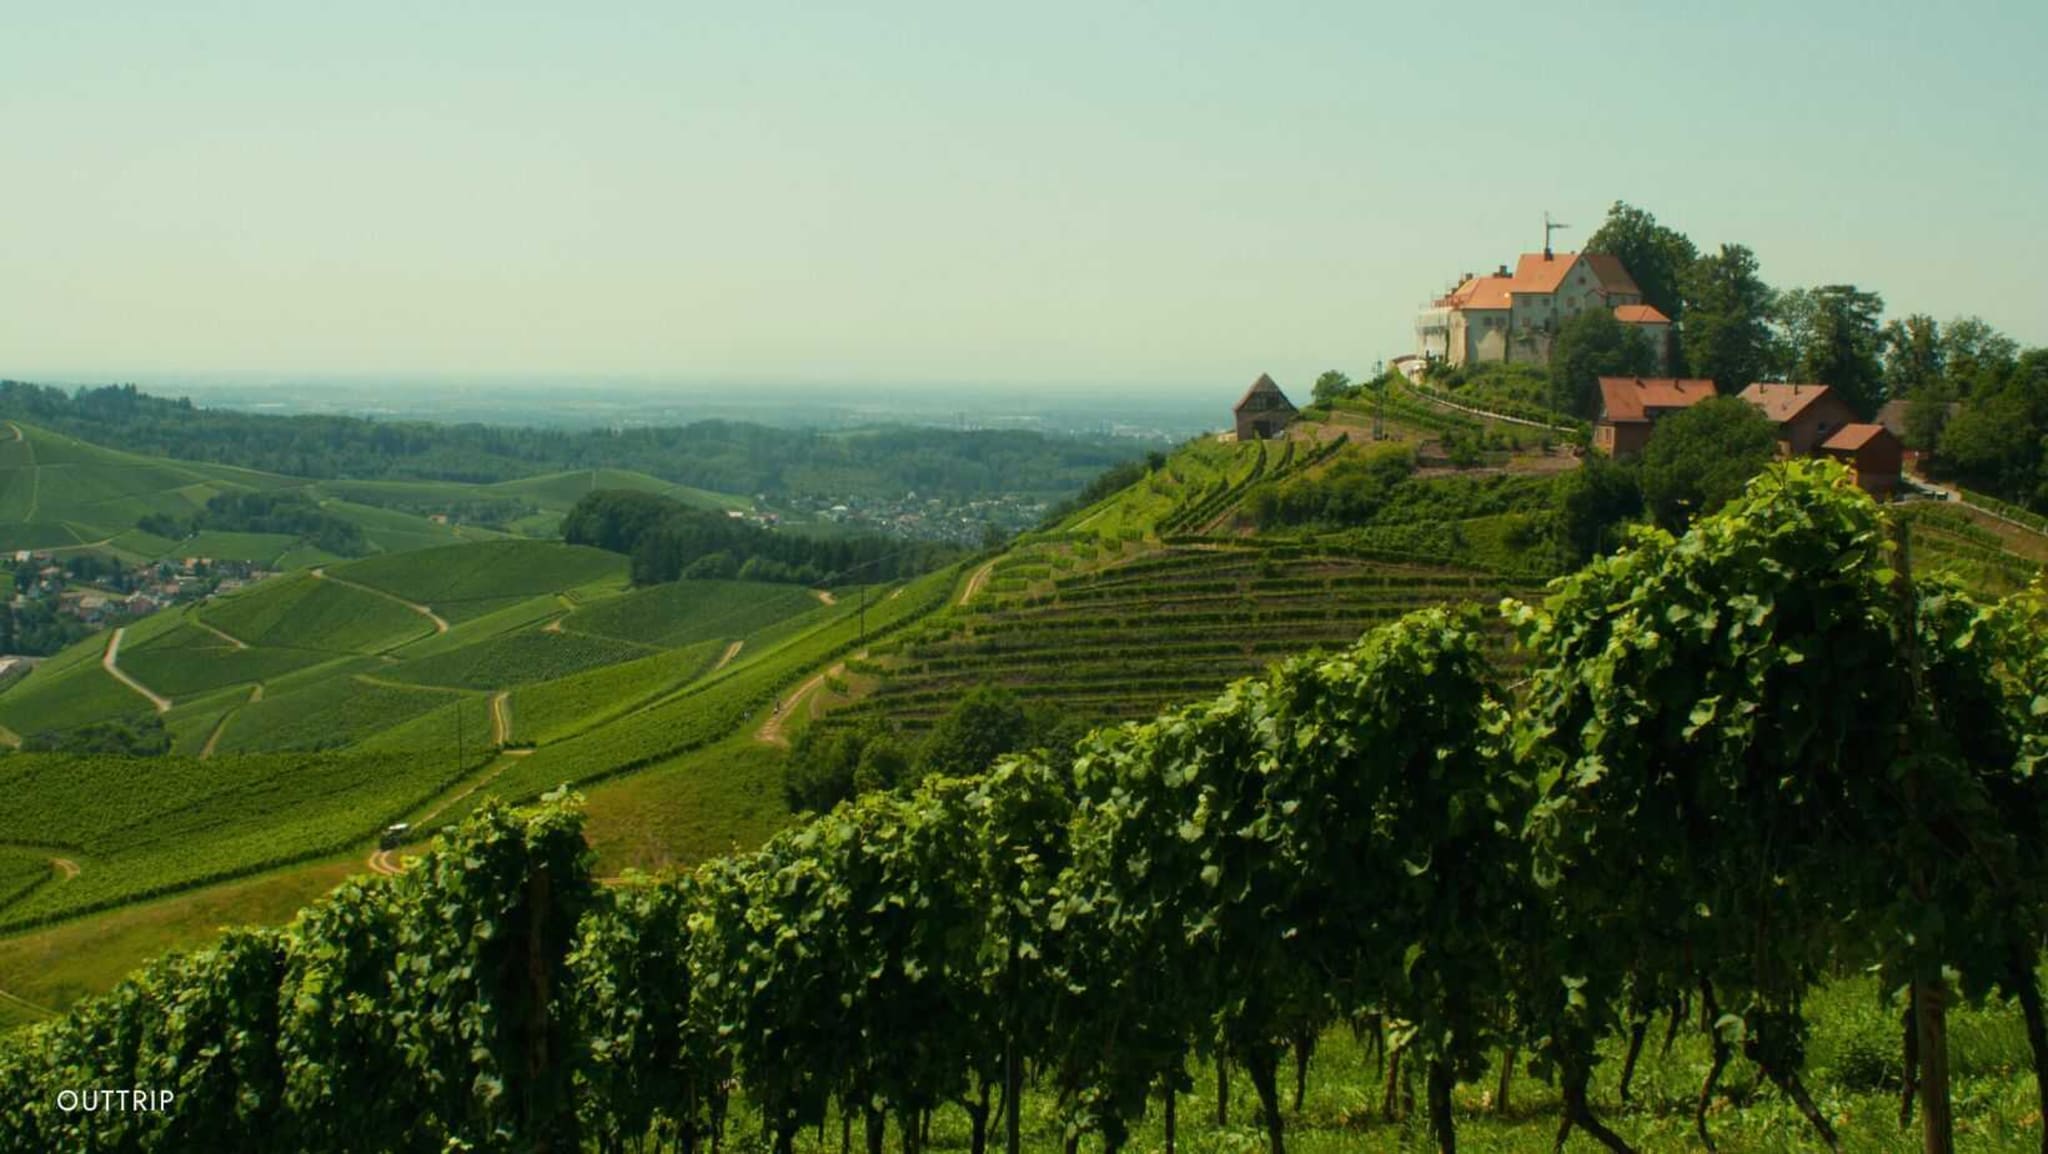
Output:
(1780, 284), (1887, 417)
(1583, 201), (1697, 326)
(1680, 244), (1777, 393)
(1547, 308), (1658, 418)
(1939, 316), (2021, 396)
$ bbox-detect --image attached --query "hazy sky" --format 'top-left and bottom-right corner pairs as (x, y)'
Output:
(5, 2), (2044, 393)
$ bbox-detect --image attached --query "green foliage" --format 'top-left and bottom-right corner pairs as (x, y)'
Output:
(1682, 243), (1777, 392)
(137, 490), (370, 557)
(18, 713), (169, 756)
(783, 717), (912, 812)
(565, 489), (962, 586)
(1637, 396), (1779, 529)
(1779, 284), (1887, 417)
(1548, 307), (1658, 418)
(507, 640), (725, 746)
(1554, 453), (1643, 561)
(1309, 370), (1354, 406)
(915, 684), (1069, 784)
(1585, 201), (1697, 327)
(0, 379), (1149, 500)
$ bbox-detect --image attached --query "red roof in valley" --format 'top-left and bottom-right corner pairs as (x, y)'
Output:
(1597, 377), (1718, 423)
(1612, 304), (1670, 324)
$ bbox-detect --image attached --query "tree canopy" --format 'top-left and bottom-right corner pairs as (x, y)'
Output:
(1637, 396), (1779, 530)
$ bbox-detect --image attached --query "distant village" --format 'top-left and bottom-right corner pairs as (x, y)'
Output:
(1, 552), (274, 664)
(773, 491), (1051, 546)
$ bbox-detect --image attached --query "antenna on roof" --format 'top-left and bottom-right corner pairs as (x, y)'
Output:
(1543, 211), (1571, 260)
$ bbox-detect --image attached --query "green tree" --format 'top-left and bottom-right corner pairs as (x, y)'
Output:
(1309, 370), (1353, 406)
(1583, 201), (1697, 327)
(1779, 284), (1887, 416)
(1548, 307), (1658, 418)
(1680, 244), (1776, 392)
(1882, 313), (1945, 401)
(1553, 454), (1642, 561)
(917, 685), (1042, 782)
(1637, 396), (1778, 529)
(1940, 316), (2021, 396)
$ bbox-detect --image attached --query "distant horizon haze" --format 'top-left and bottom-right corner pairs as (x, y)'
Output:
(5, 2), (2044, 384)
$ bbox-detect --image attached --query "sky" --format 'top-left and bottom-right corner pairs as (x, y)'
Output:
(4, 1), (2044, 395)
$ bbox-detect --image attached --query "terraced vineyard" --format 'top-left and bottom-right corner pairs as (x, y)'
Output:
(849, 540), (1539, 730)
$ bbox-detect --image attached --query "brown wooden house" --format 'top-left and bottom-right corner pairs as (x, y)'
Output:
(1233, 374), (1297, 441)
(1819, 423), (1904, 500)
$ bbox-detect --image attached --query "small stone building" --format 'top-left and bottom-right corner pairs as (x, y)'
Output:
(1233, 374), (1298, 441)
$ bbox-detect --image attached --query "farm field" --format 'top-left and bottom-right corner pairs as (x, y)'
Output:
(563, 578), (827, 648)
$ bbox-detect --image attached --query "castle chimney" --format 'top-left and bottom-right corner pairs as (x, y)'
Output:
(1496, 263), (1510, 277)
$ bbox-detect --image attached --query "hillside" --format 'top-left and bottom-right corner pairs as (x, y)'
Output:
(1, 421), (2042, 1037)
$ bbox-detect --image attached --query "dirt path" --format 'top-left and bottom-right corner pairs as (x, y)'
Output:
(198, 684), (263, 759)
(713, 640), (744, 671)
(814, 588), (837, 605)
(756, 656), (856, 747)
(51, 857), (78, 881)
(366, 849), (403, 877)
(311, 567), (449, 634)
(490, 692), (511, 745)
(0, 984), (54, 1020)
(192, 618), (249, 650)
(101, 628), (172, 713)
(959, 559), (999, 607)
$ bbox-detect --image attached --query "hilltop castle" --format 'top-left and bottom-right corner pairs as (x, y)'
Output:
(1415, 248), (1671, 372)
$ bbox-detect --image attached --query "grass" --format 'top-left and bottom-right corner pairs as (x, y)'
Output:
(119, 626), (332, 697)
(0, 857), (358, 1025)
(389, 593), (568, 658)
(581, 732), (793, 875)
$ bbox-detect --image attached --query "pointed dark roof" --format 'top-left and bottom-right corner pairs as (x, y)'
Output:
(1235, 374), (1296, 413)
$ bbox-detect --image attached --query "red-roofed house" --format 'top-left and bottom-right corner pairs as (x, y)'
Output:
(1818, 424), (1904, 499)
(1416, 250), (1669, 371)
(1592, 377), (1719, 458)
(1735, 383), (1858, 457)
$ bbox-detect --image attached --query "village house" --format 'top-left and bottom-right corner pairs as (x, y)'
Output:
(1736, 383), (1859, 457)
(1233, 374), (1298, 441)
(1592, 377), (1718, 459)
(1818, 423), (1905, 500)
(1416, 249), (1670, 371)
(1592, 377), (1904, 498)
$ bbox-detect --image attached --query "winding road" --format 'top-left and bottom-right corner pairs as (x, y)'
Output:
(102, 628), (172, 713)
(489, 692), (511, 746)
(712, 640), (744, 671)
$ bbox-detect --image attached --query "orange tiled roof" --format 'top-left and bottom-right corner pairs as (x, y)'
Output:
(1612, 304), (1670, 324)
(1738, 382), (1836, 425)
(1512, 252), (1581, 295)
(1597, 377), (1717, 423)
(1441, 275), (1515, 310)
(1821, 423), (1891, 452)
